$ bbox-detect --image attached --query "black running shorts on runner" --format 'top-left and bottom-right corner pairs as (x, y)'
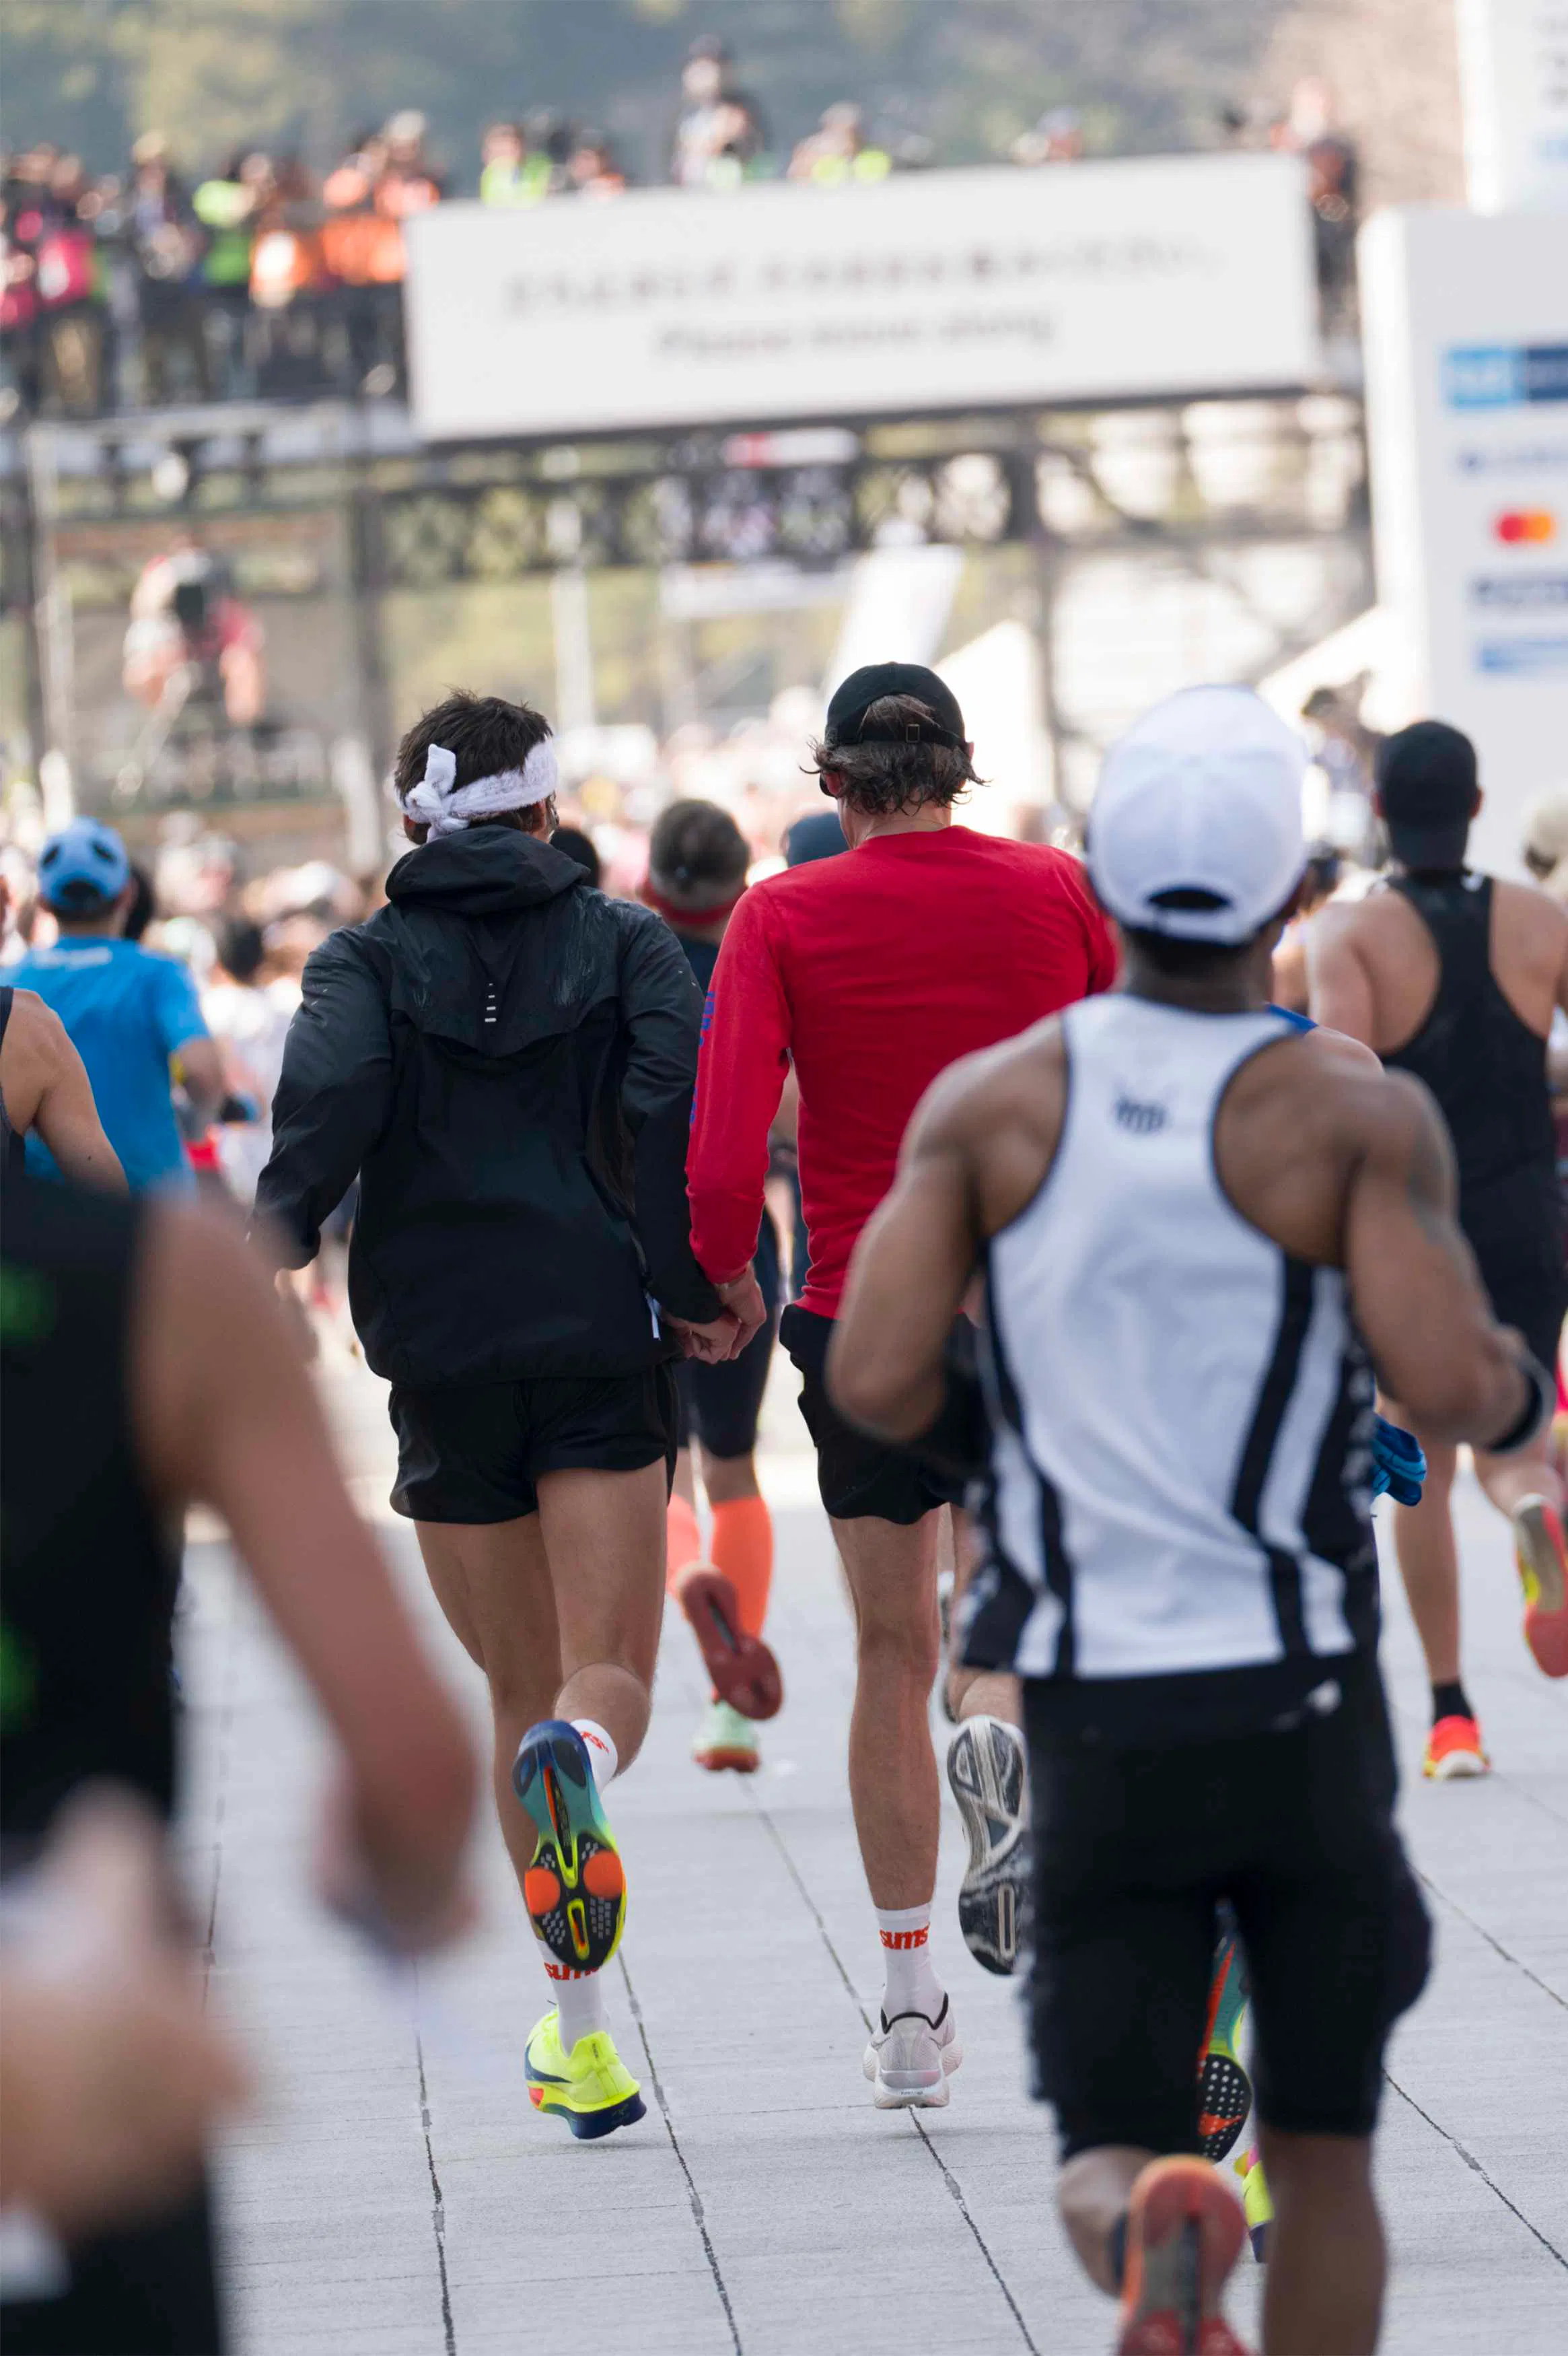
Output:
(781, 1303), (961, 1525)
(1024, 1659), (1431, 2159)
(388, 1366), (678, 1523)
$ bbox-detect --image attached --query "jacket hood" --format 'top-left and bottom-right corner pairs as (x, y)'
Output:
(386, 824), (587, 917)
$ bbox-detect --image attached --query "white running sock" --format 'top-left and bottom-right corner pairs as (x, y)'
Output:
(875, 1902), (943, 2020)
(571, 1719), (618, 1787)
(544, 1958), (607, 2050)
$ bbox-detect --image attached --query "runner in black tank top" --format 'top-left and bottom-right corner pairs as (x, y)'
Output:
(1, 1176), (220, 2355)
(1381, 872), (1566, 1369)
(1310, 720), (1568, 1784)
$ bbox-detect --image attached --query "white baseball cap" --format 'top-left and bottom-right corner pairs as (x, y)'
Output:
(1087, 686), (1308, 946)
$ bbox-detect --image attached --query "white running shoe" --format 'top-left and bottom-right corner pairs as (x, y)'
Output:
(862, 1995), (962, 2109)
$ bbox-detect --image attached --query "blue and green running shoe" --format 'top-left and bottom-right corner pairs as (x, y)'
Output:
(511, 1720), (626, 1974)
(525, 2009), (645, 2141)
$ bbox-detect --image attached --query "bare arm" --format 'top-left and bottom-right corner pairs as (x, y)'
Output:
(829, 1035), (1057, 1441)
(172, 1033), (225, 1123)
(1306, 907), (1377, 1046)
(22, 1003), (127, 1192)
(135, 1199), (476, 1950)
(1346, 1070), (1532, 1441)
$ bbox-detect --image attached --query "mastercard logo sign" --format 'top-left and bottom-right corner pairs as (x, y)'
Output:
(1495, 510), (1557, 543)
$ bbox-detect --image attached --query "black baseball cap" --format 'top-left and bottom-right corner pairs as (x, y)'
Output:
(1378, 720), (1478, 871)
(823, 662), (966, 752)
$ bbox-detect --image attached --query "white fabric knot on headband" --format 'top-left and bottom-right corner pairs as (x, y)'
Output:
(402, 738), (559, 838)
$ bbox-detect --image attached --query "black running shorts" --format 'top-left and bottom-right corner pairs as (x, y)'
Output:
(676, 1214), (781, 1460)
(1024, 1659), (1431, 2159)
(781, 1304), (962, 1525)
(388, 1365), (678, 1523)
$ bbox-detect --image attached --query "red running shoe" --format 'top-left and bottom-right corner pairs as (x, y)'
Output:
(673, 1564), (783, 1721)
(1116, 2155), (1252, 2356)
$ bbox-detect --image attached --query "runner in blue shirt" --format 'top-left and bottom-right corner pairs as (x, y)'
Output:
(13, 820), (223, 1193)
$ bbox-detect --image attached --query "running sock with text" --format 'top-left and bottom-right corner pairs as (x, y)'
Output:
(571, 1718), (619, 1788)
(544, 1956), (608, 2048)
(709, 1494), (773, 1637)
(1431, 1679), (1474, 1727)
(666, 1494), (703, 1591)
(876, 1902), (943, 2020)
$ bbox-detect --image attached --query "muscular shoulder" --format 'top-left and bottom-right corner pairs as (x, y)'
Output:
(1, 990), (72, 1078)
(1492, 872), (1568, 952)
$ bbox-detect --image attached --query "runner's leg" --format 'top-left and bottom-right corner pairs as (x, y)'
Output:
(1256, 2130), (1382, 2356)
(536, 1462), (666, 1772)
(415, 1515), (561, 1894)
(1474, 1435), (1568, 1675)
(834, 1510), (943, 1909)
(1384, 1420), (1461, 1686)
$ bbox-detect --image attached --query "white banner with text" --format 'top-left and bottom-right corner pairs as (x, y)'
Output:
(406, 153), (1318, 441)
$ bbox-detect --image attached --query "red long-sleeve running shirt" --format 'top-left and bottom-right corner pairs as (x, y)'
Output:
(686, 825), (1118, 1317)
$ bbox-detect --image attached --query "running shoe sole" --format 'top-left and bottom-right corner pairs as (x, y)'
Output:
(946, 1716), (1030, 1976)
(1424, 1743), (1489, 1780)
(1117, 2155), (1252, 2356)
(1513, 1496), (1568, 1677)
(1197, 1931), (1252, 2163)
(692, 1743), (760, 1772)
(511, 1720), (626, 1974)
(526, 2077), (647, 2141)
(674, 1564), (783, 1720)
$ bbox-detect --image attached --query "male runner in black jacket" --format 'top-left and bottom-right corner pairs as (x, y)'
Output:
(259, 691), (738, 2139)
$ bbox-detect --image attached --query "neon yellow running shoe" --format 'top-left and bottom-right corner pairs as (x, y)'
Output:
(524, 2009), (646, 2141)
(1234, 2141), (1273, 2262)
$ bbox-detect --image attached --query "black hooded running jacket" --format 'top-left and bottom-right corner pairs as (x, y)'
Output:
(256, 825), (723, 1387)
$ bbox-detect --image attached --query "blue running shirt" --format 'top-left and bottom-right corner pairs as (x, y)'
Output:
(11, 938), (207, 1191)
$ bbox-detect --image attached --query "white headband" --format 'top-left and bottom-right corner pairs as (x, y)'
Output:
(401, 739), (559, 839)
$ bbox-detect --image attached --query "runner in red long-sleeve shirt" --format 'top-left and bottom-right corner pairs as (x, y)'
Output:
(688, 662), (1116, 2107)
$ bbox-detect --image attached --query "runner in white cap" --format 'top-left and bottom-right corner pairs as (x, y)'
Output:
(830, 685), (1547, 2355)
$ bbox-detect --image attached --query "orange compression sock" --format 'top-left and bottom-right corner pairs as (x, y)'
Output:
(709, 1494), (774, 1638)
(666, 1494), (703, 1593)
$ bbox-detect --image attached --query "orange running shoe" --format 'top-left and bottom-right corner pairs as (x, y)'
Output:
(1512, 1496), (1568, 1677)
(674, 1564), (783, 1721)
(1116, 2156), (1252, 2355)
(1422, 1714), (1489, 1780)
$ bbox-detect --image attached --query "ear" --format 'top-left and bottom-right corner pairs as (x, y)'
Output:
(1472, 786), (1483, 817)
(820, 771), (844, 799)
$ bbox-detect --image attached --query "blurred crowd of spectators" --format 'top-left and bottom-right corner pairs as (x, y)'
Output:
(1, 34), (1361, 422)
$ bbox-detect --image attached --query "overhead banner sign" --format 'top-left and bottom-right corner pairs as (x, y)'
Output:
(405, 154), (1318, 442)
(1361, 205), (1568, 870)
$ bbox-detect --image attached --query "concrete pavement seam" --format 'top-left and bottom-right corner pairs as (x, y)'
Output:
(415, 2021), (458, 2356)
(1413, 1867), (1567, 2013)
(742, 1787), (1042, 2353)
(618, 1951), (743, 2356)
(1383, 2075), (1568, 2271)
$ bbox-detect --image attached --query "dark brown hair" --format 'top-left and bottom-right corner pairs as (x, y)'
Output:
(647, 798), (750, 912)
(394, 691), (553, 840)
(807, 694), (981, 817)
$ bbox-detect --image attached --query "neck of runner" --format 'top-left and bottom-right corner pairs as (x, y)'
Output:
(844, 802), (954, 848)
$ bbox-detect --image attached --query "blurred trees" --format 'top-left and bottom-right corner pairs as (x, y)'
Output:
(1, 0), (1294, 180)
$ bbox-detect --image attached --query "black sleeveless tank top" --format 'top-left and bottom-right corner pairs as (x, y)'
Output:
(1, 1177), (180, 1852)
(0, 985), (27, 1179)
(1382, 871), (1557, 1220)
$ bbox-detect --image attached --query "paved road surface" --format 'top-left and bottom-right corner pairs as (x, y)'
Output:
(179, 1342), (1568, 2356)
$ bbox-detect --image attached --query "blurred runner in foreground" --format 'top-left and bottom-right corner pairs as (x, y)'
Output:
(11, 819), (222, 1192)
(687, 661), (1116, 2101)
(643, 800), (784, 1774)
(1, 1174), (476, 2354)
(830, 686), (1546, 2356)
(258, 693), (736, 2142)
(1, 1794), (250, 2259)
(1310, 721), (1568, 1778)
